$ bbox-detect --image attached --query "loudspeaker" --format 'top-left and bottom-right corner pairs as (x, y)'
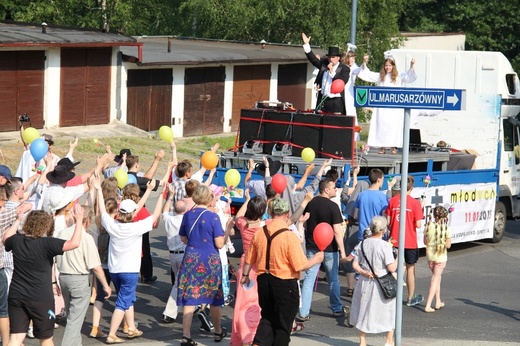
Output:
(292, 112), (322, 156)
(263, 111), (294, 154)
(320, 115), (354, 159)
(238, 109), (267, 148)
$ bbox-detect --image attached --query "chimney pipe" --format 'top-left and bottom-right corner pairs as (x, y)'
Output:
(41, 22), (47, 34)
(167, 37), (172, 53)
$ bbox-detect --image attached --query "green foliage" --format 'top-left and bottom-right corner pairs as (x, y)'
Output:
(400, 0), (520, 74)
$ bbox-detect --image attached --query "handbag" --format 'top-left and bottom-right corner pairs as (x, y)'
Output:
(361, 241), (397, 299)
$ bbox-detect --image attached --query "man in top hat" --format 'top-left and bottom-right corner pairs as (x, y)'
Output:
(302, 32), (350, 114)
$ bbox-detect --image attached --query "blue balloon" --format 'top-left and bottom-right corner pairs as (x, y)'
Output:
(30, 138), (49, 162)
(126, 173), (137, 186)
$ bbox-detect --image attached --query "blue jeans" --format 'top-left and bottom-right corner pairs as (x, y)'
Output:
(299, 250), (342, 317)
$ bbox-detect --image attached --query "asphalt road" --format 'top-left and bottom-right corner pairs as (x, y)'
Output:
(21, 194), (520, 345)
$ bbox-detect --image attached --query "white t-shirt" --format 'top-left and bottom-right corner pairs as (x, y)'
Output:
(162, 212), (185, 252)
(101, 212), (154, 273)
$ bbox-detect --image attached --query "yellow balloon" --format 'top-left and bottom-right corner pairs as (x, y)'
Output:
(158, 126), (174, 143)
(114, 169), (128, 189)
(23, 127), (40, 144)
(301, 147), (316, 163)
(224, 169), (241, 188)
(201, 151), (219, 170)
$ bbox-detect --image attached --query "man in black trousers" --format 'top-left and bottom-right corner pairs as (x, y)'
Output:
(302, 32), (350, 114)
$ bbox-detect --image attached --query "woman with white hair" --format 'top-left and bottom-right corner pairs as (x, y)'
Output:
(350, 216), (397, 346)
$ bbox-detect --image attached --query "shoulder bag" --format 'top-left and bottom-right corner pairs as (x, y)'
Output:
(361, 241), (397, 299)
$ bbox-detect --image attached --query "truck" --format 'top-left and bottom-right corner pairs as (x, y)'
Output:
(211, 48), (520, 246)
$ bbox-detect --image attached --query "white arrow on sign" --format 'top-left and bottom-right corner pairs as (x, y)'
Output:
(447, 93), (459, 106)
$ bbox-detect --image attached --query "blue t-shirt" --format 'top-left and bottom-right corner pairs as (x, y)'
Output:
(355, 189), (389, 240)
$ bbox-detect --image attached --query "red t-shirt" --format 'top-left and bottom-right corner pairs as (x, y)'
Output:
(66, 176), (83, 187)
(386, 194), (424, 249)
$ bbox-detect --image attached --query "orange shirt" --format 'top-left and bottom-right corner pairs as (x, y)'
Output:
(245, 218), (308, 280)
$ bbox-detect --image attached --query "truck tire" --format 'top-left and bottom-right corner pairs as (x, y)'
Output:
(492, 201), (506, 243)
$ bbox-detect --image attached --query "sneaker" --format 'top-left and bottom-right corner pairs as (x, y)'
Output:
(27, 326), (35, 338)
(295, 314), (310, 322)
(406, 294), (424, 307)
(198, 309), (214, 332)
(224, 294), (235, 306)
(141, 275), (157, 283)
(332, 309), (345, 317)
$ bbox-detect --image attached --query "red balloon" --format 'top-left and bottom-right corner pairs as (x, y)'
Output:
(271, 173), (287, 194)
(313, 222), (334, 250)
(331, 79), (345, 94)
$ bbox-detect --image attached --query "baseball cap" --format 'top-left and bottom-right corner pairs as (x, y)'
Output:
(271, 198), (289, 215)
(119, 199), (138, 214)
(0, 165), (12, 181)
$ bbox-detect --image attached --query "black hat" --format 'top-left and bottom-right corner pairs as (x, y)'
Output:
(57, 157), (81, 171)
(47, 165), (75, 185)
(326, 46), (341, 57)
(115, 149), (132, 163)
(256, 158), (282, 176)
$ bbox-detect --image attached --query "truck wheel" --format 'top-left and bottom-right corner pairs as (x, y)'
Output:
(492, 201), (506, 243)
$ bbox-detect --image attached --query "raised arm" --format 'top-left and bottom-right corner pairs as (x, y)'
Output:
(143, 149), (165, 179)
(62, 204), (84, 252)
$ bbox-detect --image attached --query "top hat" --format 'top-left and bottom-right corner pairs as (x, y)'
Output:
(326, 46), (341, 57)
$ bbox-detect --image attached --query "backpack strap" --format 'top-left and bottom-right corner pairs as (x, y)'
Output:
(262, 225), (290, 273)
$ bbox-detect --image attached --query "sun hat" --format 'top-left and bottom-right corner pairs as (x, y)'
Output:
(119, 199), (138, 214)
(47, 165), (75, 185)
(48, 188), (75, 213)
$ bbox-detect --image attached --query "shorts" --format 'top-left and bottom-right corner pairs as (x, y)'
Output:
(428, 261), (447, 270)
(110, 272), (138, 311)
(342, 223), (360, 274)
(95, 268), (113, 303)
(0, 269), (8, 317)
(404, 249), (419, 264)
(9, 298), (55, 339)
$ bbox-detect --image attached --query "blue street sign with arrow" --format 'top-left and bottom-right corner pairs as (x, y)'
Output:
(354, 86), (465, 111)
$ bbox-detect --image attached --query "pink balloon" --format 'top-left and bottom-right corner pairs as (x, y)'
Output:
(331, 79), (345, 94)
(313, 222), (334, 251)
(271, 174), (287, 194)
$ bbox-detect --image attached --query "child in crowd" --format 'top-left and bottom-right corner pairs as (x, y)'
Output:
(424, 206), (452, 312)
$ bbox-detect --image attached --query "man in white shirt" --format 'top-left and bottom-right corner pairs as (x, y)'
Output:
(161, 199), (187, 323)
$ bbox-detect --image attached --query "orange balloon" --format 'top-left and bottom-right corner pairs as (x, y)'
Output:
(201, 151), (219, 170)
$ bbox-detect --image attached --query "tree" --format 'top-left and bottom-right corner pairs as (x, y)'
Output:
(400, 0), (520, 73)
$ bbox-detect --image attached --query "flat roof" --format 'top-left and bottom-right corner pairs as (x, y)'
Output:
(120, 36), (326, 66)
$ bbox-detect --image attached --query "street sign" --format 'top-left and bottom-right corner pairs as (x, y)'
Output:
(354, 86), (465, 111)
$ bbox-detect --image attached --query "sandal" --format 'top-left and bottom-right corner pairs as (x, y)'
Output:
(181, 336), (198, 346)
(126, 328), (143, 339)
(391, 147), (397, 155)
(346, 288), (354, 297)
(291, 321), (305, 334)
(424, 306), (435, 313)
(435, 302), (445, 310)
(106, 334), (125, 344)
(378, 147), (386, 154)
(214, 327), (227, 342)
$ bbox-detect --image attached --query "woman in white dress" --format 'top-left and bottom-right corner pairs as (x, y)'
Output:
(340, 47), (363, 141)
(358, 53), (417, 154)
(350, 216), (397, 346)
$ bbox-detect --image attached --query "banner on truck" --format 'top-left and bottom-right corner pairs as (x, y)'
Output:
(412, 183), (496, 247)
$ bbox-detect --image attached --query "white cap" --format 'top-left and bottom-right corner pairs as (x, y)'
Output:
(119, 199), (138, 214)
